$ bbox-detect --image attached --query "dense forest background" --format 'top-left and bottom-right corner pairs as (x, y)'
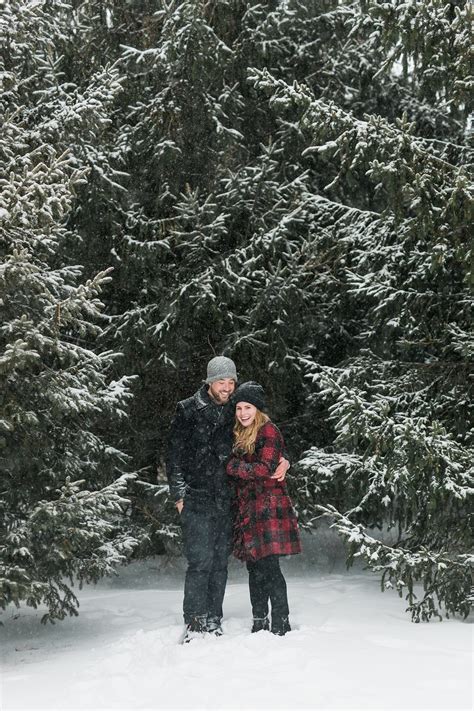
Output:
(1, 0), (472, 623)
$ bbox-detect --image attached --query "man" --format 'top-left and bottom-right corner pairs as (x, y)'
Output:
(166, 356), (288, 642)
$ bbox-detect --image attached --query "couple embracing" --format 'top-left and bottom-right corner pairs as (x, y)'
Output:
(166, 356), (301, 643)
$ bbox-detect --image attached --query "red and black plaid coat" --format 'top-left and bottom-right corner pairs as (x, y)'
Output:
(226, 421), (301, 562)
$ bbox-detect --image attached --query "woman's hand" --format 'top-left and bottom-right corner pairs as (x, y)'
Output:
(272, 456), (289, 481)
(175, 499), (184, 514)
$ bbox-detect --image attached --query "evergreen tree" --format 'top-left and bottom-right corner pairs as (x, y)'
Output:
(243, 9), (472, 618)
(75, 1), (254, 545)
(0, 0), (138, 622)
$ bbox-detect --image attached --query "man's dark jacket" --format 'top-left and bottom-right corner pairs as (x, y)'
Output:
(166, 385), (235, 506)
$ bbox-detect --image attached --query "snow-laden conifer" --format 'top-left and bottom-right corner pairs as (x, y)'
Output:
(245, 55), (472, 619)
(0, 0), (138, 622)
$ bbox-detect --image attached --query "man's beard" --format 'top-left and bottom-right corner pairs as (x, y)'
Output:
(209, 388), (231, 404)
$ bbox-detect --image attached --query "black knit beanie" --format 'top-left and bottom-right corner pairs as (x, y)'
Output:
(232, 381), (266, 411)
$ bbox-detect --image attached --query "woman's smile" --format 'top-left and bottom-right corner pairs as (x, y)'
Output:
(236, 402), (257, 427)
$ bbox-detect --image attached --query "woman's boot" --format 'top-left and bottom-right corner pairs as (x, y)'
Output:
(251, 616), (270, 633)
(271, 616), (291, 636)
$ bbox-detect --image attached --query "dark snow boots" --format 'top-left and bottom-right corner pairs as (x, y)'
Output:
(207, 615), (224, 636)
(271, 615), (291, 636)
(182, 614), (224, 643)
(182, 614), (207, 643)
(251, 616), (270, 633)
(251, 615), (291, 635)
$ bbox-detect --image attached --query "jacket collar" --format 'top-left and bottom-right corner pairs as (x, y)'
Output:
(195, 384), (212, 410)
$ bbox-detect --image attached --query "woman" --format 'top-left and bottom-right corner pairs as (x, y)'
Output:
(227, 381), (301, 635)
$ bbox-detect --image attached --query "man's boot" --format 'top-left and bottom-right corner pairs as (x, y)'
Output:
(271, 616), (291, 636)
(251, 616), (270, 633)
(182, 615), (208, 644)
(207, 615), (224, 636)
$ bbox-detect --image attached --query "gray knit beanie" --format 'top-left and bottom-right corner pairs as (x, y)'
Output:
(205, 356), (237, 384)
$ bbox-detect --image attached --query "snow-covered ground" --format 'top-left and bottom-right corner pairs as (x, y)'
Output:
(1, 532), (472, 711)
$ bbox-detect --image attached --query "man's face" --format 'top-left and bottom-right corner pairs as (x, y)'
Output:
(208, 378), (236, 405)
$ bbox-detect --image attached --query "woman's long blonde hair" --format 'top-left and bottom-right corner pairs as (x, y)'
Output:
(233, 409), (269, 455)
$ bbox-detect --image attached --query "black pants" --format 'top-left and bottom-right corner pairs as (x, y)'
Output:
(181, 501), (233, 624)
(246, 555), (289, 620)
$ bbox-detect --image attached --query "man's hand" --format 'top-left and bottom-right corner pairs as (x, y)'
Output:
(175, 499), (184, 514)
(272, 456), (290, 481)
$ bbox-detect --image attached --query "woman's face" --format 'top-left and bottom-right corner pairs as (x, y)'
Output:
(236, 401), (257, 427)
